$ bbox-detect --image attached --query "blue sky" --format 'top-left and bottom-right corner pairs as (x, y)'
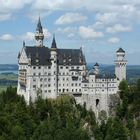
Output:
(0, 0), (140, 64)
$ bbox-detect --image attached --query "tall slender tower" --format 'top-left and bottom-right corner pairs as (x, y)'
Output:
(35, 17), (44, 47)
(94, 63), (100, 75)
(50, 35), (58, 98)
(115, 48), (127, 82)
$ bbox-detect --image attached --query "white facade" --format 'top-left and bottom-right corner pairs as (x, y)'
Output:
(115, 49), (127, 81)
(17, 19), (127, 117)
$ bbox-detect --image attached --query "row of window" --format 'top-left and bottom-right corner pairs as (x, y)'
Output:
(96, 79), (115, 82)
(84, 88), (115, 92)
(58, 83), (81, 87)
(33, 83), (81, 88)
(84, 84), (115, 87)
(95, 88), (115, 92)
(58, 88), (81, 92)
(32, 72), (83, 77)
(32, 66), (84, 70)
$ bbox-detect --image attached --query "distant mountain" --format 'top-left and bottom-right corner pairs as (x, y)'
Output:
(0, 64), (139, 84)
(0, 64), (18, 71)
(87, 63), (140, 84)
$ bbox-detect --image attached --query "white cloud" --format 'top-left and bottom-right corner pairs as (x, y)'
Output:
(0, 13), (12, 21)
(21, 32), (35, 41)
(57, 27), (77, 34)
(79, 26), (104, 39)
(43, 28), (51, 39)
(108, 37), (120, 44)
(68, 33), (75, 38)
(0, 0), (33, 21)
(106, 24), (132, 33)
(21, 28), (51, 41)
(55, 12), (87, 25)
(0, 34), (14, 41)
(96, 13), (118, 25)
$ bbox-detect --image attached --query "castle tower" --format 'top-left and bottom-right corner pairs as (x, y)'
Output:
(50, 35), (58, 98)
(35, 17), (44, 47)
(94, 63), (99, 75)
(115, 48), (127, 82)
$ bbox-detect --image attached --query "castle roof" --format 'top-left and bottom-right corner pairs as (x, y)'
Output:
(36, 17), (43, 33)
(117, 48), (125, 53)
(96, 74), (116, 79)
(82, 78), (89, 83)
(51, 35), (57, 49)
(94, 62), (99, 66)
(25, 46), (51, 65)
(24, 46), (86, 66)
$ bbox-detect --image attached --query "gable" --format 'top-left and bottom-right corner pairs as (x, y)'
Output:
(18, 47), (29, 64)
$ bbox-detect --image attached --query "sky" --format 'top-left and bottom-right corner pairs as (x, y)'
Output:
(0, 0), (140, 65)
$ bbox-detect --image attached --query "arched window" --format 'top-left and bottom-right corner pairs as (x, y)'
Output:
(96, 99), (99, 107)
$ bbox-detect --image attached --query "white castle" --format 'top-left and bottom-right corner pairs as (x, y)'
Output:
(17, 18), (127, 117)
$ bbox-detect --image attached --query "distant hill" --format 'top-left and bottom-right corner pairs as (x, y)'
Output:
(0, 64), (18, 71)
(87, 63), (140, 84)
(0, 64), (140, 84)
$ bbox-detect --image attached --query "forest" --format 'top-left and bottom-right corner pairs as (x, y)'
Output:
(0, 79), (140, 140)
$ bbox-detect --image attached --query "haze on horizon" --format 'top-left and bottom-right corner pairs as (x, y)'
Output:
(0, 0), (139, 65)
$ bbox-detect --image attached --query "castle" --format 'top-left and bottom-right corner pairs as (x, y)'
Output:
(17, 18), (127, 117)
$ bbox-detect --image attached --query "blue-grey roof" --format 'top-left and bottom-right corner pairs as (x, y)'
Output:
(82, 76), (89, 83)
(25, 46), (51, 65)
(23, 46), (86, 66)
(36, 17), (43, 33)
(94, 62), (99, 66)
(117, 48), (125, 53)
(96, 74), (116, 79)
(51, 35), (57, 49)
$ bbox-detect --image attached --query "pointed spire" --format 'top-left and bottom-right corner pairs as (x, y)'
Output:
(36, 16), (43, 33)
(35, 16), (44, 47)
(23, 41), (25, 47)
(51, 34), (57, 49)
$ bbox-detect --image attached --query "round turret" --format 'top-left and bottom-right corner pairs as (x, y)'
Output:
(94, 63), (99, 75)
(115, 48), (127, 82)
(116, 48), (125, 61)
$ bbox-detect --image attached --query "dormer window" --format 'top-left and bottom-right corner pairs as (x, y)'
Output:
(36, 59), (39, 63)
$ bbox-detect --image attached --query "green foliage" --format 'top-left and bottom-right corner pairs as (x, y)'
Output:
(0, 88), (92, 140)
(1, 79), (140, 140)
